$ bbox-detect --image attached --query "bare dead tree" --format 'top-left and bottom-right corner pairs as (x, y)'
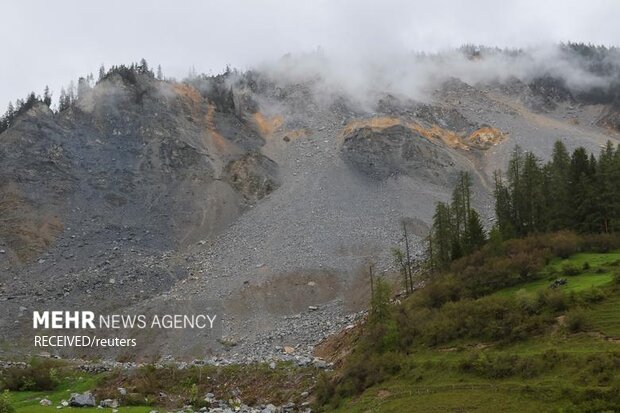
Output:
(402, 222), (414, 292)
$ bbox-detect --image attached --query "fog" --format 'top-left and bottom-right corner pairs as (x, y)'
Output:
(1, 0), (619, 112)
(253, 44), (619, 108)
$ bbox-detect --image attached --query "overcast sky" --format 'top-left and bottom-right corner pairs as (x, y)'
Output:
(1, 0), (619, 112)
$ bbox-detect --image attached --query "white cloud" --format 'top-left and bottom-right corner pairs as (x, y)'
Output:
(0, 0), (619, 112)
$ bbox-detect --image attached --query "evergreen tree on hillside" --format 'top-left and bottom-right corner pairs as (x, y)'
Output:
(546, 141), (571, 230)
(492, 140), (620, 238)
(521, 152), (545, 233)
(58, 87), (70, 111)
(430, 202), (453, 269)
(569, 147), (595, 231)
(451, 171), (472, 241)
(463, 209), (486, 254)
(596, 141), (619, 232)
(43, 86), (52, 107)
(507, 145), (526, 235)
(494, 170), (515, 239)
(139, 58), (149, 73)
(429, 171), (486, 269)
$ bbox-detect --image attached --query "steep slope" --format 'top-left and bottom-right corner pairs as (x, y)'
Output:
(0, 71), (281, 357)
(0, 64), (619, 361)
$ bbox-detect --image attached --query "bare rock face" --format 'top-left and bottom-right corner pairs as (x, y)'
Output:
(0, 71), (282, 354)
(0, 72), (278, 263)
(223, 152), (280, 201)
(0, 59), (617, 361)
(598, 103), (620, 132)
(340, 124), (457, 183)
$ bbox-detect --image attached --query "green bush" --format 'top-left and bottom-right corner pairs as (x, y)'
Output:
(562, 264), (581, 276)
(0, 390), (14, 413)
(313, 372), (337, 409)
(329, 351), (404, 403)
(538, 289), (568, 312)
(459, 353), (546, 379)
(564, 309), (589, 333)
(0, 358), (63, 391)
(548, 231), (582, 259)
(582, 233), (620, 253)
(580, 287), (606, 304)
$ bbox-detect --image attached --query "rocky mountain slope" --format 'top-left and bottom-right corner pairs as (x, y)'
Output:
(1, 48), (619, 361)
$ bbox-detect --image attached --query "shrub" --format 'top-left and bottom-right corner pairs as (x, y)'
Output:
(549, 231), (581, 258)
(565, 309), (589, 333)
(515, 289), (541, 314)
(333, 351), (403, 401)
(459, 353), (545, 379)
(582, 233), (620, 253)
(562, 264), (581, 276)
(580, 287), (606, 304)
(313, 372), (336, 408)
(582, 262), (590, 271)
(0, 358), (63, 391)
(0, 390), (14, 413)
(538, 289), (568, 312)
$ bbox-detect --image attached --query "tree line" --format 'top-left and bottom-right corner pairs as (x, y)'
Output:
(495, 140), (620, 238)
(0, 88), (51, 134)
(0, 59), (164, 134)
(428, 139), (620, 270)
(427, 171), (486, 270)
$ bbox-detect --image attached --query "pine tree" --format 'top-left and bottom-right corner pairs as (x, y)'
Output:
(570, 147), (595, 231)
(451, 171), (472, 243)
(43, 86), (52, 107)
(521, 152), (545, 233)
(596, 141), (617, 233)
(6, 102), (14, 119)
(507, 145), (526, 235)
(157, 65), (163, 80)
(431, 202), (453, 269)
(67, 81), (76, 106)
(546, 140), (571, 230)
(98, 64), (106, 81)
(612, 145), (620, 231)
(139, 58), (149, 74)
(58, 88), (69, 111)
(494, 170), (515, 239)
(463, 209), (486, 254)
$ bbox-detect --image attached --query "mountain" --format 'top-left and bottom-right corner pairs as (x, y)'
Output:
(0, 45), (619, 360)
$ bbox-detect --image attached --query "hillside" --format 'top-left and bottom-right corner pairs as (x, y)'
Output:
(317, 233), (620, 412)
(1, 234), (618, 413)
(0, 46), (619, 362)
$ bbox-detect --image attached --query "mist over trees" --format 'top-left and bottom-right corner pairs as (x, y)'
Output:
(0, 59), (163, 134)
(0, 90), (51, 134)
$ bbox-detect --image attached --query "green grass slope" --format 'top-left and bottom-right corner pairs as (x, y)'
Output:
(320, 234), (620, 412)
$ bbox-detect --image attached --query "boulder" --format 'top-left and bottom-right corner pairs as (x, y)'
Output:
(69, 392), (96, 407)
(99, 399), (118, 408)
(40, 399), (52, 406)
